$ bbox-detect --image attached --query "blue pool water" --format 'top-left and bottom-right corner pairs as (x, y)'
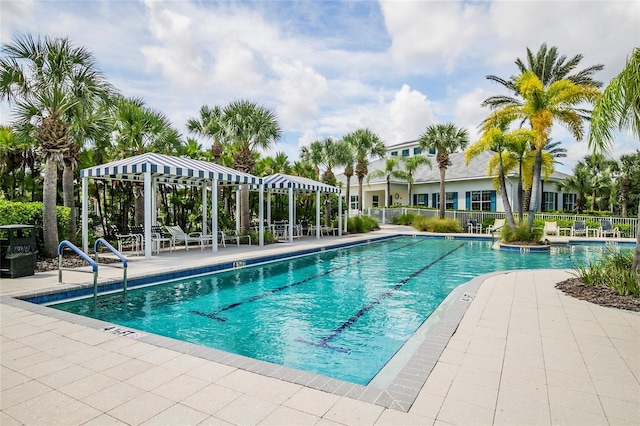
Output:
(51, 237), (632, 385)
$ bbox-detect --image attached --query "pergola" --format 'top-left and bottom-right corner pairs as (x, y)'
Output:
(262, 173), (342, 241)
(79, 153), (264, 259)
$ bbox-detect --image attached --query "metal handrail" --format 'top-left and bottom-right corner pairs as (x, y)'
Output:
(58, 241), (98, 309)
(94, 238), (128, 295)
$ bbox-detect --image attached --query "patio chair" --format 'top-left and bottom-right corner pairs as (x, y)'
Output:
(543, 221), (560, 236)
(151, 225), (174, 253)
(467, 220), (482, 234)
(219, 230), (251, 247)
(299, 220), (311, 236)
(486, 218), (505, 234)
(165, 225), (208, 251)
(110, 225), (140, 254)
(599, 220), (620, 238)
(571, 221), (587, 237)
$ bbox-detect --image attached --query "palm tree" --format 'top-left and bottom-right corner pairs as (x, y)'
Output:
(419, 123), (469, 219)
(557, 163), (592, 213)
(0, 34), (115, 257)
(223, 100), (281, 232)
(402, 155), (431, 205)
(486, 72), (599, 227)
(187, 105), (226, 164)
(367, 158), (410, 207)
(344, 129), (385, 213)
(340, 141), (356, 215)
(300, 140), (324, 181)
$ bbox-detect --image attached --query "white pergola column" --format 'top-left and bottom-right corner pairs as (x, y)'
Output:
(202, 183), (207, 235)
(211, 178), (218, 252)
(288, 186), (294, 242)
(81, 176), (89, 253)
(144, 171), (152, 259)
(151, 179), (157, 226)
(259, 183), (264, 246)
(315, 190), (321, 239)
(267, 191), (272, 224)
(235, 188), (241, 232)
(338, 191), (342, 236)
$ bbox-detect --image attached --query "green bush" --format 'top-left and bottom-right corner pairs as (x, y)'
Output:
(574, 250), (639, 297)
(500, 223), (543, 244)
(392, 212), (417, 226)
(0, 200), (70, 255)
(347, 215), (379, 233)
(412, 216), (462, 233)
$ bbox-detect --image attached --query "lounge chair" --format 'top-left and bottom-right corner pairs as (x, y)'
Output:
(599, 220), (620, 238)
(486, 218), (505, 234)
(571, 221), (587, 237)
(467, 220), (482, 234)
(219, 230), (251, 247)
(165, 225), (208, 250)
(543, 221), (560, 236)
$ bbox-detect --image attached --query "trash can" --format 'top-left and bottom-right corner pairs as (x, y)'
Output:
(0, 225), (37, 278)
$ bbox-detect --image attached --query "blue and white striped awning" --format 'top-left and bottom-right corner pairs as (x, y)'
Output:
(263, 173), (340, 194)
(80, 153), (262, 186)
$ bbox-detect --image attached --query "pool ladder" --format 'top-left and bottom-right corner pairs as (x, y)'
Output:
(58, 239), (128, 309)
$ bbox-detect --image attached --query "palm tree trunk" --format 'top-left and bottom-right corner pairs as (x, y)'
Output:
(527, 149), (543, 228)
(499, 160), (516, 228)
(517, 164), (524, 223)
(345, 176), (351, 217)
(43, 158), (59, 258)
(386, 177), (390, 208)
(62, 164), (76, 244)
(439, 167), (446, 219)
(357, 176), (364, 213)
(240, 184), (250, 232)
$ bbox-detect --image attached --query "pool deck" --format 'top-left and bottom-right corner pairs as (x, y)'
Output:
(1, 226), (638, 425)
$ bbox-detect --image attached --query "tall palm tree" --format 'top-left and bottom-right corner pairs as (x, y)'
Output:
(340, 141), (356, 214)
(419, 123), (469, 219)
(300, 140), (324, 181)
(344, 128), (385, 213)
(187, 105), (226, 164)
(486, 72), (599, 227)
(402, 155), (431, 205)
(222, 100), (281, 232)
(467, 118), (535, 228)
(557, 163), (592, 213)
(367, 158), (410, 207)
(0, 34), (115, 257)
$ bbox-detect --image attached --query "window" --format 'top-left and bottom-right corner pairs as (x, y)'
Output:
(467, 190), (496, 211)
(350, 195), (358, 210)
(413, 147), (421, 155)
(414, 193), (428, 207)
(563, 193), (576, 211)
(401, 149), (410, 157)
(372, 195), (379, 208)
(428, 147), (436, 155)
(390, 151), (398, 157)
(543, 192), (556, 211)
(432, 192), (458, 210)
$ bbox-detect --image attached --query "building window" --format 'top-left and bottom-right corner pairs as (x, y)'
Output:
(390, 151), (398, 157)
(414, 193), (428, 207)
(413, 147), (421, 155)
(372, 195), (379, 208)
(428, 147), (436, 155)
(401, 149), (410, 157)
(563, 193), (576, 211)
(350, 195), (358, 210)
(432, 192), (458, 210)
(543, 192), (556, 211)
(467, 190), (495, 211)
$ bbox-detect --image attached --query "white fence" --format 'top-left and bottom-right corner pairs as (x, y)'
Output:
(365, 208), (639, 239)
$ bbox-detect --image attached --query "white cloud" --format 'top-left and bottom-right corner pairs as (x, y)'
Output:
(454, 88), (492, 140)
(387, 84), (434, 143)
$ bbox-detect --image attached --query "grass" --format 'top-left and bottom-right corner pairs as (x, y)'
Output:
(574, 249), (639, 296)
(500, 223), (544, 244)
(347, 215), (380, 233)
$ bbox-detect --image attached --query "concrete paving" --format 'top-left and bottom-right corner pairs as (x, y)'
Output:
(1, 227), (638, 425)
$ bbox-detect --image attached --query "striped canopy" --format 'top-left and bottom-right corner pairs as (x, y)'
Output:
(263, 173), (340, 194)
(80, 153), (261, 186)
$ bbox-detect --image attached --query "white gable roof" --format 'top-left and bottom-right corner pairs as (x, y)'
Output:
(263, 173), (340, 194)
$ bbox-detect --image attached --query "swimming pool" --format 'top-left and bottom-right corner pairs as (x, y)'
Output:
(50, 236), (631, 385)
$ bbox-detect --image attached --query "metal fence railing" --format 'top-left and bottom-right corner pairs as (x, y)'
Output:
(365, 208), (639, 239)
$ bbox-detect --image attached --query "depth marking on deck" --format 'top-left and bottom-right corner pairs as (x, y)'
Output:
(190, 238), (428, 322)
(296, 243), (466, 354)
(100, 326), (144, 339)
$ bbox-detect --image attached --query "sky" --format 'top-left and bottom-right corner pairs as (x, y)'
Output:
(1, 0), (639, 174)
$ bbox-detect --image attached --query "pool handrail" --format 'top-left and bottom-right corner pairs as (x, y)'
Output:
(58, 240), (99, 309)
(94, 238), (128, 295)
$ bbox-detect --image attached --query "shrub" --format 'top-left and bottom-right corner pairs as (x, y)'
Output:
(574, 250), (639, 297)
(0, 200), (70, 255)
(347, 215), (379, 233)
(500, 223), (543, 244)
(412, 216), (462, 233)
(392, 212), (417, 226)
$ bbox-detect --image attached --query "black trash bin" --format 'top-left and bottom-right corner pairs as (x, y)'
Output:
(0, 225), (37, 278)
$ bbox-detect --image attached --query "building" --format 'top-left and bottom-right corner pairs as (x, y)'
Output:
(337, 141), (578, 214)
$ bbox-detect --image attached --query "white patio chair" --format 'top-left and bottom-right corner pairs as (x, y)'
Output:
(165, 225), (208, 251)
(543, 221), (560, 236)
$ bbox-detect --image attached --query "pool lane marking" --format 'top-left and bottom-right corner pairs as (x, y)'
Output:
(295, 242), (466, 354)
(190, 238), (427, 322)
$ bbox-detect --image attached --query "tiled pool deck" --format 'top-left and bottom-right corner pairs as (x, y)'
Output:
(1, 227), (639, 425)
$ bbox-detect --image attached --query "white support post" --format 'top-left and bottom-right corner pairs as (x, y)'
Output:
(235, 188), (241, 233)
(267, 191), (271, 225)
(259, 184), (264, 246)
(82, 176), (88, 253)
(338, 191), (342, 236)
(202, 183), (207, 236)
(144, 171), (152, 259)
(212, 179), (218, 252)
(316, 190), (321, 239)
(151, 179), (157, 226)
(288, 186), (294, 242)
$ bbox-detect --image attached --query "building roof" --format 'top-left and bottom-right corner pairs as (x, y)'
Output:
(80, 153), (262, 186)
(263, 173), (340, 194)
